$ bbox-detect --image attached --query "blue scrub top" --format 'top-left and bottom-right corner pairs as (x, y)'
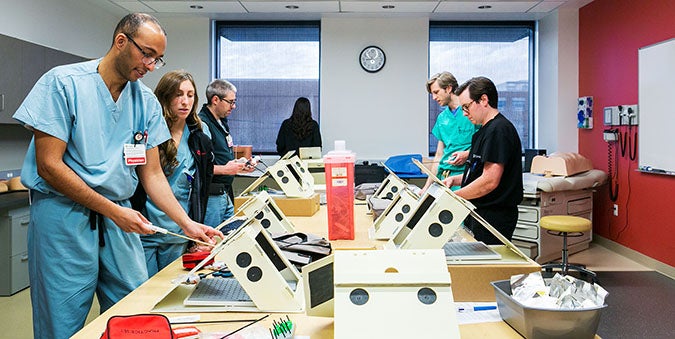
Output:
(431, 106), (477, 175)
(142, 123), (211, 243)
(13, 59), (170, 201)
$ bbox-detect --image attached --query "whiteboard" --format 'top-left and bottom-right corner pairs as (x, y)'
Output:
(638, 38), (675, 175)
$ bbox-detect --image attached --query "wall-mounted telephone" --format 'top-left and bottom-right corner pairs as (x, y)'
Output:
(603, 129), (618, 142)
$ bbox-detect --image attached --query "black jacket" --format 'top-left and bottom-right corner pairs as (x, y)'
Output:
(130, 123), (214, 223)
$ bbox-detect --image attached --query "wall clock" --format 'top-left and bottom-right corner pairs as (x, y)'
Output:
(359, 45), (386, 73)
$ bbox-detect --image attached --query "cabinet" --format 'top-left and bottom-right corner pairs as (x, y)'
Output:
(0, 33), (85, 124)
(513, 189), (593, 264)
(0, 193), (30, 295)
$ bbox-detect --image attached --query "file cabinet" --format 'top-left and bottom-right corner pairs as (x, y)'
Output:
(513, 189), (593, 264)
(0, 192), (30, 295)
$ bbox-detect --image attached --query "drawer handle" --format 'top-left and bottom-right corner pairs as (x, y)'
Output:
(21, 255), (29, 262)
(21, 220), (30, 226)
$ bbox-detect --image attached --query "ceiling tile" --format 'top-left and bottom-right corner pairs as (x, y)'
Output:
(341, 1), (439, 13)
(111, 1), (157, 12)
(241, 1), (340, 13)
(528, 1), (564, 12)
(141, 1), (247, 13)
(435, 1), (540, 13)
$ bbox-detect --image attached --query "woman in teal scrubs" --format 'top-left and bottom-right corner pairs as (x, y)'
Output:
(141, 70), (212, 276)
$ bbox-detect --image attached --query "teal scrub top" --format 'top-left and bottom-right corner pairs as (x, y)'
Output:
(13, 59), (170, 201)
(431, 106), (477, 176)
(142, 123), (211, 243)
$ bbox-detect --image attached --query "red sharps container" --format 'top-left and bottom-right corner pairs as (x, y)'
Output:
(323, 140), (356, 240)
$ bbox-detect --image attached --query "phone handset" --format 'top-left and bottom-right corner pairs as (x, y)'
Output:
(603, 129), (618, 142)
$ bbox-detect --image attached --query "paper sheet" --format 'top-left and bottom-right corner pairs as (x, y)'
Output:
(454, 302), (502, 325)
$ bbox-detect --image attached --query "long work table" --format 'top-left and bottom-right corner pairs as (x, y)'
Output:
(73, 203), (538, 338)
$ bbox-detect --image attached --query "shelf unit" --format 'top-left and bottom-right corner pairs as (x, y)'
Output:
(0, 202), (30, 295)
(513, 189), (593, 264)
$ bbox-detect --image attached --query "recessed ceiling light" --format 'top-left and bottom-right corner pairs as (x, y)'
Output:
(285, 5), (299, 10)
(189, 5), (203, 10)
(478, 5), (492, 10)
(382, 5), (395, 9)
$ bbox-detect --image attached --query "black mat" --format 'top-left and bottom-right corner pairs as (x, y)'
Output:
(594, 271), (675, 338)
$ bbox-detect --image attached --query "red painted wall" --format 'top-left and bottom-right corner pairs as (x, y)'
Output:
(578, 0), (675, 266)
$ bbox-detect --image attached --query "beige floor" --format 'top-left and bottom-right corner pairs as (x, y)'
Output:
(0, 243), (655, 338)
(0, 288), (100, 339)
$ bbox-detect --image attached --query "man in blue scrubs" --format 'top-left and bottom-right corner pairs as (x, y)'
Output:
(13, 13), (222, 338)
(422, 71), (477, 192)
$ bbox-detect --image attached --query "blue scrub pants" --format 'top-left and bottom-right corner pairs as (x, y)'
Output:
(28, 192), (148, 339)
(143, 241), (188, 277)
(203, 192), (235, 231)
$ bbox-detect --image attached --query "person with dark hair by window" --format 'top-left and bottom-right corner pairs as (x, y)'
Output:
(276, 97), (322, 156)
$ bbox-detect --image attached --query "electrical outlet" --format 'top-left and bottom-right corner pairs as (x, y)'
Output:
(604, 106), (620, 126)
(613, 204), (619, 217)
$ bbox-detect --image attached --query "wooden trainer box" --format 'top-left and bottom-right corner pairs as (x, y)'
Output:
(384, 182), (472, 250)
(219, 221), (304, 312)
(369, 187), (420, 240)
(267, 155), (315, 198)
(236, 190), (296, 235)
(372, 172), (409, 199)
(333, 249), (460, 339)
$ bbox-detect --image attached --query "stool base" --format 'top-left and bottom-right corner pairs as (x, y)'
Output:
(542, 262), (598, 283)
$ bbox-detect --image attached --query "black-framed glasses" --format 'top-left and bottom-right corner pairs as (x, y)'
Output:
(461, 101), (477, 113)
(220, 97), (236, 106)
(124, 33), (166, 69)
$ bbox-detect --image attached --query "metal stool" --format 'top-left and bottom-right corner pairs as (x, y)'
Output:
(540, 215), (597, 283)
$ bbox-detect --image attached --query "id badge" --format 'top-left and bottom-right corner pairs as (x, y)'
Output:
(226, 134), (234, 148)
(124, 143), (147, 165)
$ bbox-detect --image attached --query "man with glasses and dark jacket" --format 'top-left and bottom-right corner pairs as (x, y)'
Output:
(198, 79), (255, 231)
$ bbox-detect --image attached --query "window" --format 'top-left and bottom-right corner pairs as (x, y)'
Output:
(428, 23), (534, 155)
(216, 22), (320, 154)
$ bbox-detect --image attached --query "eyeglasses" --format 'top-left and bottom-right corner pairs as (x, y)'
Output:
(220, 97), (236, 106)
(461, 101), (477, 113)
(124, 34), (166, 69)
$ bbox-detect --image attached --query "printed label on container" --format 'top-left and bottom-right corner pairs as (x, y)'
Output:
(331, 167), (347, 177)
(332, 178), (348, 187)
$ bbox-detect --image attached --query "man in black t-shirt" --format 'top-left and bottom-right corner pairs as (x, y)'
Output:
(443, 76), (523, 244)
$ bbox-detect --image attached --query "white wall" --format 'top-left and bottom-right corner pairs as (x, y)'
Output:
(0, 1), (581, 168)
(141, 16), (212, 92)
(0, 0), (116, 58)
(320, 16), (429, 160)
(537, 9), (580, 153)
(0, 2), (210, 94)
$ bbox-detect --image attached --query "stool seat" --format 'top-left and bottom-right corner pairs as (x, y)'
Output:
(539, 215), (597, 283)
(540, 215), (591, 233)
